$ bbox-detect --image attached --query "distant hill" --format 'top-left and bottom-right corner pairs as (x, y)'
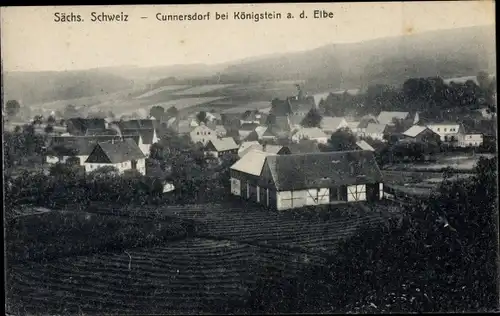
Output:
(2, 69), (135, 106)
(220, 25), (496, 92)
(3, 25), (495, 106)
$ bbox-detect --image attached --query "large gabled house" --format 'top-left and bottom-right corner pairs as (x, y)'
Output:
(84, 138), (146, 175)
(320, 117), (349, 134)
(45, 135), (124, 165)
(190, 123), (217, 145)
(204, 137), (239, 158)
(291, 127), (328, 144)
(230, 150), (384, 210)
(377, 111), (411, 126)
(287, 140), (321, 154)
(363, 123), (389, 141)
(426, 122), (465, 145)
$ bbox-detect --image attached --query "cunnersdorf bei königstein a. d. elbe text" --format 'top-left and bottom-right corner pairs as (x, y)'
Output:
(156, 11), (283, 22)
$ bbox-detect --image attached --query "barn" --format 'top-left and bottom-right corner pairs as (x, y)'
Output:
(230, 150), (384, 210)
(230, 150), (276, 202)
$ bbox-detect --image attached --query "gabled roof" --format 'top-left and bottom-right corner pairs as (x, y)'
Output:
(321, 117), (347, 131)
(262, 128), (279, 137)
(287, 140), (321, 154)
(67, 118), (106, 134)
(206, 137), (238, 152)
(358, 117), (379, 129)
(231, 149), (276, 176)
(239, 141), (261, 153)
(85, 138), (145, 164)
(293, 127), (328, 139)
(262, 150), (383, 191)
(356, 140), (375, 151)
(346, 121), (360, 130)
(271, 99), (292, 116)
(365, 123), (388, 134)
(289, 114), (304, 127)
(403, 125), (431, 137)
(48, 138), (98, 156)
(254, 126), (268, 138)
(377, 111), (410, 125)
(238, 142), (263, 158)
(288, 97), (315, 114)
(262, 145), (285, 154)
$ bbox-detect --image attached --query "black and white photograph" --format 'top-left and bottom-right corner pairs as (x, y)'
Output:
(2, 2), (498, 314)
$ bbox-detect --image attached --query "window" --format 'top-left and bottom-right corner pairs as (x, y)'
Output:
(444, 128), (447, 132)
(197, 132), (200, 135)
(437, 128), (440, 131)
(208, 132), (211, 135)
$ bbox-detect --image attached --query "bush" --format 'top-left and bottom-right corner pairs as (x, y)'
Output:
(5, 210), (189, 263)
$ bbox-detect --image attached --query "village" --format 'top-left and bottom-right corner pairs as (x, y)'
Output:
(2, 3), (497, 313)
(4, 83), (496, 210)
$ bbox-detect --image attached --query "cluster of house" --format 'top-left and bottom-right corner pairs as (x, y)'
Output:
(45, 118), (160, 175)
(164, 86), (490, 155)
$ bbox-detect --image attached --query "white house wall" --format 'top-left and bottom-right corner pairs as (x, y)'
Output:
(305, 188), (330, 205)
(347, 184), (367, 202)
(230, 178), (241, 196)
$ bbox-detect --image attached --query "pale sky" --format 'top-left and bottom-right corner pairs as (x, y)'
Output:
(1, 2), (495, 72)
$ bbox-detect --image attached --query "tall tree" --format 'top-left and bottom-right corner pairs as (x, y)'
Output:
(47, 115), (56, 124)
(196, 111), (208, 124)
(301, 108), (323, 128)
(326, 127), (357, 152)
(166, 106), (179, 118)
(150, 105), (165, 121)
(5, 100), (21, 118)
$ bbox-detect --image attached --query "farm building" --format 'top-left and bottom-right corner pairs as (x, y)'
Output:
(377, 111), (410, 125)
(204, 137), (239, 158)
(230, 150), (384, 210)
(321, 117), (348, 134)
(238, 141), (262, 157)
(402, 125), (441, 143)
(291, 127), (328, 144)
(363, 123), (389, 141)
(84, 138), (146, 175)
(346, 121), (361, 134)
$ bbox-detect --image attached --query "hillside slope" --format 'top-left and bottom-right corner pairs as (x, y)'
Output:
(2, 69), (137, 105)
(221, 25), (496, 91)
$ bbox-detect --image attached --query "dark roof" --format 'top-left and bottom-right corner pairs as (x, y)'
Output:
(288, 96), (315, 114)
(287, 140), (321, 154)
(271, 99), (292, 116)
(85, 139), (145, 164)
(121, 128), (156, 144)
(48, 138), (97, 156)
(358, 118), (378, 129)
(85, 129), (118, 136)
(117, 119), (154, 130)
(67, 118), (106, 134)
(261, 150), (383, 191)
(49, 135), (121, 147)
(239, 123), (260, 131)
